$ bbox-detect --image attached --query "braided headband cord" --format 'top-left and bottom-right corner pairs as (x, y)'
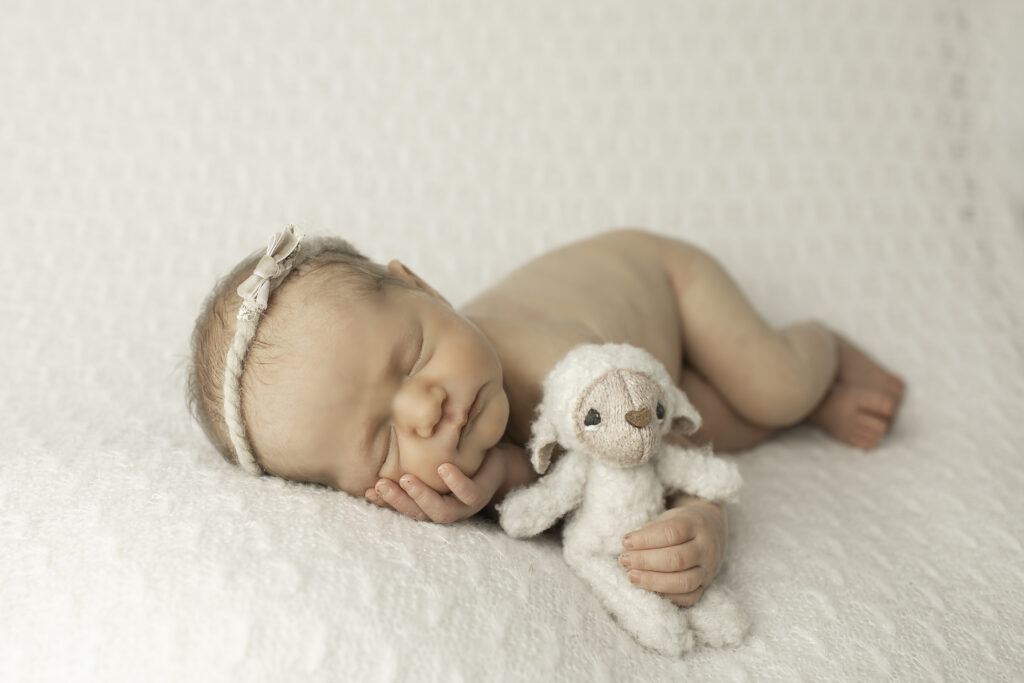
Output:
(222, 226), (329, 475)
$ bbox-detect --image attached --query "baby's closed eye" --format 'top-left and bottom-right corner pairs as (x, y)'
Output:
(408, 327), (425, 375)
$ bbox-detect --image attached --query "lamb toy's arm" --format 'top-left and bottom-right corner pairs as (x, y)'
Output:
(496, 449), (587, 538)
(655, 443), (742, 504)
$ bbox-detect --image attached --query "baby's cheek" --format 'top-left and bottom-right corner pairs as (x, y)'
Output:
(481, 392), (511, 442)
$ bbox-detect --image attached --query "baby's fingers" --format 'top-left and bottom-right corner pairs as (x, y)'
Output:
(620, 543), (700, 573)
(373, 478), (429, 521)
(397, 474), (471, 523)
(437, 451), (505, 511)
(365, 487), (386, 506)
(623, 508), (697, 550)
(436, 465), (483, 510)
(628, 565), (704, 596)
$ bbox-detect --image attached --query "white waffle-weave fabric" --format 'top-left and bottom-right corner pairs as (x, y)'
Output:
(2, 1), (1022, 681)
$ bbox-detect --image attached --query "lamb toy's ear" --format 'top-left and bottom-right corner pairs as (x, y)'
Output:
(527, 414), (561, 474)
(668, 384), (703, 435)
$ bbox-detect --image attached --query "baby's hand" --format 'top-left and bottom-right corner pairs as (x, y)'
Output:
(364, 444), (509, 523)
(618, 501), (726, 607)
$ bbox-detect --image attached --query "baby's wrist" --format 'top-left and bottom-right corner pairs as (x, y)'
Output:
(484, 442), (531, 511)
(665, 494), (727, 538)
(667, 491), (719, 511)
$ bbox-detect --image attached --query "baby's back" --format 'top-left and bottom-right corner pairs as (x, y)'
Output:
(458, 229), (684, 446)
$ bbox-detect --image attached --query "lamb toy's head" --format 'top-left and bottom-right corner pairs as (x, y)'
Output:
(528, 344), (702, 474)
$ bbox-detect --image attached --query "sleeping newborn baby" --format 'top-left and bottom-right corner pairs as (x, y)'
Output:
(188, 226), (904, 608)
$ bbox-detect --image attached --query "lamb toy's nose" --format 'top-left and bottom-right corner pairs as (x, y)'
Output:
(625, 408), (651, 428)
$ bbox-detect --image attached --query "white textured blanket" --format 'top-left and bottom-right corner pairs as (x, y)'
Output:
(2, 1), (1022, 680)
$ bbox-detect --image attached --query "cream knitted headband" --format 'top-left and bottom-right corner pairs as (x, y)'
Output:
(223, 225), (330, 475)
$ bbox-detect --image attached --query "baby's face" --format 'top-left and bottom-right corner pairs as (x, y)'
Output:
(245, 261), (510, 497)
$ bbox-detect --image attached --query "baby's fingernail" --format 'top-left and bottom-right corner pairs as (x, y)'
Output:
(628, 571), (640, 585)
(438, 465), (450, 477)
(623, 535), (635, 549)
(619, 553), (632, 569)
(375, 481), (388, 495)
(399, 475), (414, 489)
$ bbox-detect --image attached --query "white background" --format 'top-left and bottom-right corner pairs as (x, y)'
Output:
(2, 1), (1022, 680)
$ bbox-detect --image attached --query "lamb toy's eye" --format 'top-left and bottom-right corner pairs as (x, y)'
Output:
(584, 408), (602, 427)
(656, 402), (665, 420)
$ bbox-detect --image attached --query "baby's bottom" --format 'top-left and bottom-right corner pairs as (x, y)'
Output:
(671, 246), (904, 452)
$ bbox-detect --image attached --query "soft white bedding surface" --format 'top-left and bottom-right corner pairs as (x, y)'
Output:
(2, 1), (1022, 680)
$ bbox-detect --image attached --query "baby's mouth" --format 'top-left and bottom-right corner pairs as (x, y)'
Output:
(457, 386), (486, 445)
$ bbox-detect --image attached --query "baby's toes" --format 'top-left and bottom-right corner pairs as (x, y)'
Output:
(861, 390), (897, 418)
(883, 374), (906, 403)
(851, 412), (889, 450)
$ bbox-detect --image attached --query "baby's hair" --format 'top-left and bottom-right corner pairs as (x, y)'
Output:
(186, 231), (411, 472)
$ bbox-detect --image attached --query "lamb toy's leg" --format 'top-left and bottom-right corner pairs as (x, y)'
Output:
(685, 584), (750, 648)
(563, 545), (695, 658)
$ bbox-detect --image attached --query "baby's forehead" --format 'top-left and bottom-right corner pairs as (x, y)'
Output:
(269, 280), (419, 369)
(250, 300), (382, 437)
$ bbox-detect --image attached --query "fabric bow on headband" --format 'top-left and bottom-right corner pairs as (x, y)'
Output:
(236, 226), (302, 320)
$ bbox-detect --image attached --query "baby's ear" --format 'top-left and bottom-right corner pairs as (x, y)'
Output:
(668, 385), (703, 435)
(386, 259), (451, 305)
(527, 415), (561, 474)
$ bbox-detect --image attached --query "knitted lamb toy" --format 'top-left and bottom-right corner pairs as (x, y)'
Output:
(496, 343), (749, 657)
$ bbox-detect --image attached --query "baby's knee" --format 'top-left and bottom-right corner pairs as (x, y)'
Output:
(733, 342), (834, 426)
(737, 381), (821, 427)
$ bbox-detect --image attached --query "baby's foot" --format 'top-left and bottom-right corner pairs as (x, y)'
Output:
(810, 333), (905, 450)
(809, 384), (898, 450)
(833, 333), (906, 404)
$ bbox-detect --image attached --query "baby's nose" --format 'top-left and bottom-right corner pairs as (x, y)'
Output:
(625, 407), (651, 428)
(396, 383), (448, 438)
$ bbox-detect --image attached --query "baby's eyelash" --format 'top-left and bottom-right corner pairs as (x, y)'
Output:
(382, 327), (423, 465)
(408, 329), (425, 376)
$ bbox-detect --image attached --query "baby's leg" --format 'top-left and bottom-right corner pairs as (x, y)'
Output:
(678, 368), (777, 453)
(675, 247), (838, 428)
(673, 247), (904, 449)
(681, 351), (905, 452)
